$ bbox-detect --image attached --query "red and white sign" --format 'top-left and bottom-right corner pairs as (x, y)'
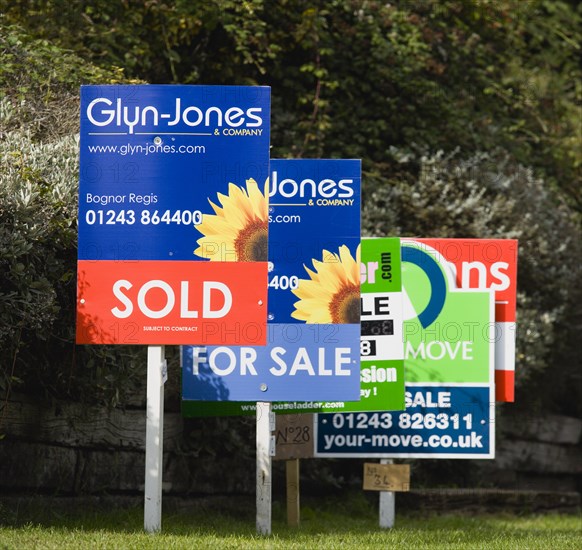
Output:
(76, 260), (268, 345)
(417, 239), (518, 402)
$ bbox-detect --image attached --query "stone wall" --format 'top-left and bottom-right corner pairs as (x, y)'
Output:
(0, 392), (255, 496)
(482, 409), (582, 493)
(1, 392), (580, 501)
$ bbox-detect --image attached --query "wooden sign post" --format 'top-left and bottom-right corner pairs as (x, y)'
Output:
(286, 459), (300, 527)
(273, 413), (315, 527)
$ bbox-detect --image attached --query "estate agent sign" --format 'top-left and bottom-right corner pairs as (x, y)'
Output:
(315, 239), (496, 458)
(181, 159), (362, 402)
(416, 239), (518, 402)
(76, 85), (271, 345)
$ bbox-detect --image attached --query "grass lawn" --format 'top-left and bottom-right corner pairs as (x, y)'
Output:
(0, 495), (580, 549)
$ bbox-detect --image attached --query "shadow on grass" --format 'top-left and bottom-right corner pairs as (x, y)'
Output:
(1, 492), (580, 547)
(0, 492), (379, 536)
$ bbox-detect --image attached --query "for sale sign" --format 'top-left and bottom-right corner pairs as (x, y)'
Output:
(272, 237), (405, 413)
(315, 238), (496, 459)
(76, 85), (271, 345)
(181, 159), (361, 403)
(355, 237), (405, 411)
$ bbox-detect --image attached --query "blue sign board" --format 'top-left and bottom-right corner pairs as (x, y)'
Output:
(78, 85), (271, 261)
(315, 386), (492, 458)
(76, 85), (272, 345)
(267, 159), (360, 322)
(182, 159), (362, 402)
(182, 323), (360, 402)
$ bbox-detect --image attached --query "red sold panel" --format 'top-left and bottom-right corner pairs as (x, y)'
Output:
(76, 260), (268, 345)
(418, 239), (518, 402)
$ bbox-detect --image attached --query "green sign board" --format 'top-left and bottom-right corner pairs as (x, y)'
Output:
(314, 238), (495, 458)
(403, 259), (492, 385)
(342, 237), (404, 412)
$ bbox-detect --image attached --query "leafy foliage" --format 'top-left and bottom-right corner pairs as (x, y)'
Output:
(5, 1), (579, 201)
(0, 23), (129, 139)
(0, 0), (580, 471)
(363, 148), (582, 413)
(0, 25), (143, 406)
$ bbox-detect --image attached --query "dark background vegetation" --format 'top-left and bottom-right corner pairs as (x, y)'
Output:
(1, 0), (580, 491)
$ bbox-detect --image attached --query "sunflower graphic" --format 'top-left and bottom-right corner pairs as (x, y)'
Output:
(194, 178), (268, 262)
(291, 245), (361, 324)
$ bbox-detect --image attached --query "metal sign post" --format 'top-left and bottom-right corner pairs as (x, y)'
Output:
(144, 345), (166, 533)
(256, 401), (272, 535)
(378, 459), (395, 529)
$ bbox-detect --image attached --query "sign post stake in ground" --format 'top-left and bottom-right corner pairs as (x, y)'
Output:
(256, 401), (272, 535)
(144, 345), (166, 533)
(379, 458), (395, 529)
(286, 458), (300, 527)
